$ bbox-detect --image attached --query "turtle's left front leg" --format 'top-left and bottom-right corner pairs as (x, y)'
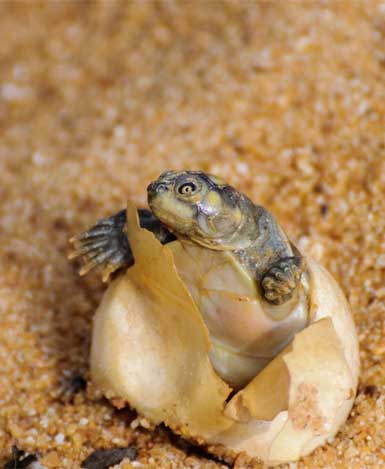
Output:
(261, 256), (303, 305)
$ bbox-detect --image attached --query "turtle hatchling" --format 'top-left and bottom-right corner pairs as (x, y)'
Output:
(69, 170), (359, 465)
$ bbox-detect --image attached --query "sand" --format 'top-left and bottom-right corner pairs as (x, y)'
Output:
(0, 1), (385, 468)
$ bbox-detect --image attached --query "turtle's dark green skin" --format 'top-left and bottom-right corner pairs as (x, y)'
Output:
(70, 171), (306, 305)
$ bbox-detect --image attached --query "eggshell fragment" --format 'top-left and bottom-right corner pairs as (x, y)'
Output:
(91, 203), (232, 439)
(90, 202), (359, 465)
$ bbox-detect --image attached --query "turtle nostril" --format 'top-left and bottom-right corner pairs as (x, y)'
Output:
(156, 183), (168, 193)
(147, 182), (168, 195)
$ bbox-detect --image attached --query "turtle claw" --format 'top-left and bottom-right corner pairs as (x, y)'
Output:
(69, 209), (133, 281)
(261, 257), (303, 305)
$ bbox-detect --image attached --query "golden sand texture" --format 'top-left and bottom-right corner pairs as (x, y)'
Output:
(0, 1), (385, 468)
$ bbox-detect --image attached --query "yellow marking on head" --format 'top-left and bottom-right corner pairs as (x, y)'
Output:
(205, 190), (223, 210)
(233, 206), (243, 225)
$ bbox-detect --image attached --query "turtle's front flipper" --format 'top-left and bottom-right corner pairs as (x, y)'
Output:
(69, 208), (175, 281)
(261, 256), (303, 305)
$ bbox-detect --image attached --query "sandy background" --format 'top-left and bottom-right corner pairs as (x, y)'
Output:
(1, 1), (385, 468)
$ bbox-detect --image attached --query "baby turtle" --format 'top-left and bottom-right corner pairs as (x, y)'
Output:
(70, 170), (309, 387)
(71, 170), (306, 304)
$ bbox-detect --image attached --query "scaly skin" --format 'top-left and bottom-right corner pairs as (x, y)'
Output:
(69, 170), (306, 304)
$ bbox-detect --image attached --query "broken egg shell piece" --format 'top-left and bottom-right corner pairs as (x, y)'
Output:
(91, 203), (233, 439)
(218, 316), (357, 464)
(90, 202), (359, 465)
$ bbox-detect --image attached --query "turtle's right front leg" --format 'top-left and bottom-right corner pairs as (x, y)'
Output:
(69, 208), (175, 281)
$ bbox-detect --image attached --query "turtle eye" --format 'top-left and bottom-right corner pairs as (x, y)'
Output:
(178, 182), (197, 195)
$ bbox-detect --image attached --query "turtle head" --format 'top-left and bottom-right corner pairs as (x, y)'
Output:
(147, 170), (253, 250)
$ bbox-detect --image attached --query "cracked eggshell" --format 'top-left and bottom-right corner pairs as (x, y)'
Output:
(90, 203), (232, 439)
(90, 203), (359, 465)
